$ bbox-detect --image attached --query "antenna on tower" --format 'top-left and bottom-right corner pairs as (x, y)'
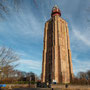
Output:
(53, 5), (59, 10)
(54, 5), (58, 8)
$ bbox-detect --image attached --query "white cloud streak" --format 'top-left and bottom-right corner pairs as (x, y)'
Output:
(72, 58), (90, 75)
(15, 59), (42, 75)
(73, 30), (90, 46)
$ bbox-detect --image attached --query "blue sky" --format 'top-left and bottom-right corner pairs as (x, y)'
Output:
(0, 0), (90, 76)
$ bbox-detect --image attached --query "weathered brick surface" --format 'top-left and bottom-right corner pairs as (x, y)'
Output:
(42, 7), (73, 84)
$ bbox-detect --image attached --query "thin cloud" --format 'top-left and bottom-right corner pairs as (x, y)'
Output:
(73, 30), (90, 46)
(72, 58), (90, 75)
(19, 59), (41, 70)
(15, 59), (42, 75)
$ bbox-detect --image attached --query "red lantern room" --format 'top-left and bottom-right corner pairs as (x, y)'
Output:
(51, 5), (61, 17)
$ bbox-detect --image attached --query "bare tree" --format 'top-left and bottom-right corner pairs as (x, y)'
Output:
(0, 47), (19, 79)
(87, 70), (90, 79)
(35, 74), (41, 82)
(77, 72), (87, 79)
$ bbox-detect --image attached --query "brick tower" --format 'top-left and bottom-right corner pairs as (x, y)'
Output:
(41, 6), (73, 84)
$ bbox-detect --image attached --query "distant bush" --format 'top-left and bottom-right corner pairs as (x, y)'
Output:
(0, 78), (36, 84)
(15, 81), (29, 84)
(15, 81), (36, 84)
(71, 78), (90, 85)
(0, 78), (17, 84)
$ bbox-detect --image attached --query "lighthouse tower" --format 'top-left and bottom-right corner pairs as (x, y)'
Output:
(42, 6), (73, 84)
